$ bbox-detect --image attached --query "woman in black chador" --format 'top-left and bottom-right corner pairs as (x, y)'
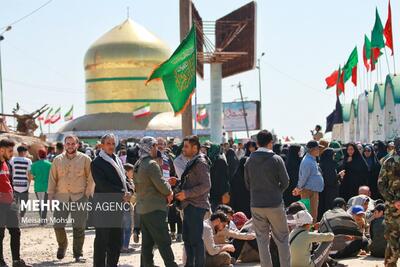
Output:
(339, 143), (369, 201)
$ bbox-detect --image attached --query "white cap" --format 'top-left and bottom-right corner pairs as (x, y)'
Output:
(293, 210), (313, 226)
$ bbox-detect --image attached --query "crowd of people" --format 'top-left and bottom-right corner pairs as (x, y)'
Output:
(0, 129), (399, 267)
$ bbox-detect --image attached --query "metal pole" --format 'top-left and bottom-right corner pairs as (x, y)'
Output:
(238, 82), (249, 138)
(179, 0), (193, 138)
(0, 38), (4, 114)
(257, 52), (265, 130)
(210, 63), (223, 143)
(194, 88), (197, 135)
(257, 58), (262, 130)
(384, 47), (391, 75)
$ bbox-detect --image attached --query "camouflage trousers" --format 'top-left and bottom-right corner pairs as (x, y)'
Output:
(384, 206), (400, 267)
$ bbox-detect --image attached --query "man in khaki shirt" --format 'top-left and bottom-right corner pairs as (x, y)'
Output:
(47, 135), (94, 263)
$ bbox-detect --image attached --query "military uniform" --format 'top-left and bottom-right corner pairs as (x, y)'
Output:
(378, 152), (400, 267)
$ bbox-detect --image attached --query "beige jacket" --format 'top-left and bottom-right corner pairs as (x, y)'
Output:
(47, 152), (94, 202)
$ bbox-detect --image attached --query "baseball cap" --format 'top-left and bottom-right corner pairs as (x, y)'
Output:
(373, 203), (385, 212)
(351, 205), (365, 215)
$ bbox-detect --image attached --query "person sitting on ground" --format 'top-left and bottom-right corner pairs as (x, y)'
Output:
(213, 207), (256, 261)
(203, 211), (236, 267)
(216, 204), (237, 230)
(369, 203), (386, 258)
(347, 186), (375, 224)
(347, 186), (375, 210)
(289, 210), (335, 267)
(349, 205), (369, 252)
(319, 198), (367, 259)
(231, 213), (260, 264)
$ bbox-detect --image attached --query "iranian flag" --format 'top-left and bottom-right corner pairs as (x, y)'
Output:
(196, 105), (207, 122)
(146, 25), (196, 115)
(133, 104), (151, 118)
(44, 108), (54, 124)
(50, 107), (61, 124)
(363, 35), (371, 71)
(64, 105), (74, 121)
(343, 46), (358, 86)
(370, 8), (384, 71)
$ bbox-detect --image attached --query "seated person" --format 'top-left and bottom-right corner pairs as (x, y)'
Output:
(203, 212), (236, 267)
(289, 210), (335, 267)
(347, 186), (375, 212)
(214, 206), (256, 245)
(369, 204), (386, 258)
(319, 198), (367, 259)
(349, 205), (368, 235)
(216, 204), (237, 230)
(230, 213), (259, 263)
(347, 195), (374, 225)
(349, 205), (370, 255)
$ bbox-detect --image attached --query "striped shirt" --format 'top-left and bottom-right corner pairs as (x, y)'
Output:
(10, 156), (32, 193)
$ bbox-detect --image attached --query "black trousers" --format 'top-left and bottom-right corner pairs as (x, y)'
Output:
(0, 203), (21, 262)
(93, 228), (122, 267)
(168, 205), (182, 234)
(332, 238), (369, 259)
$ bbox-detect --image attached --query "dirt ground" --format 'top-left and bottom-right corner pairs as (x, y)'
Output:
(2, 226), (385, 267)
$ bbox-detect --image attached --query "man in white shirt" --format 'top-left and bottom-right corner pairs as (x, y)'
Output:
(203, 212), (235, 267)
(10, 145), (32, 218)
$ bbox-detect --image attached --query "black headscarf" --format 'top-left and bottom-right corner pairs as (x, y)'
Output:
(339, 143), (369, 201)
(362, 145), (382, 199)
(374, 141), (387, 160)
(283, 144), (301, 207)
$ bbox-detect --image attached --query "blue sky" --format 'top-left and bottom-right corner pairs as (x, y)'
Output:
(1, 0), (398, 141)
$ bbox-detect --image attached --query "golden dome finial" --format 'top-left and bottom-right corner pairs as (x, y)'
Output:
(126, 6), (130, 19)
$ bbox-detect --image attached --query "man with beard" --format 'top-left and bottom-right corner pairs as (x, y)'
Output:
(91, 134), (131, 267)
(203, 211), (235, 267)
(48, 135), (93, 263)
(134, 137), (177, 267)
(378, 137), (400, 267)
(0, 139), (32, 267)
(175, 135), (211, 267)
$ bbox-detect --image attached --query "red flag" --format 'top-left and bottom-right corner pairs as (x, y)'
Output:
(351, 66), (357, 86)
(325, 70), (339, 89)
(370, 48), (381, 71)
(336, 67), (345, 96)
(384, 0), (394, 55)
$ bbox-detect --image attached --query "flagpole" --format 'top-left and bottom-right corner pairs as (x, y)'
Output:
(194, 88), (198, 135)
(383, 47), (391, 74)
(393, 54), (397, 75)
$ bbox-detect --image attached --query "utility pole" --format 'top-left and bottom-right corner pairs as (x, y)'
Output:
(0, 26), (12, 114)
(256, 52), (265, 130)
(179, 0), (193, 138)
(237, 82), (249, 138)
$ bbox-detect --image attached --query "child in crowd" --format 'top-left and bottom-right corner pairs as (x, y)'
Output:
(121, 163), (135, 253)
(369, 204), (386, 258)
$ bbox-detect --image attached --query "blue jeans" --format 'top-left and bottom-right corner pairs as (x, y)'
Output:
(121, 210), (132, 249)
(183, 205), (207, 267)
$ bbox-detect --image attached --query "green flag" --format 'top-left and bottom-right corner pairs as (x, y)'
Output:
(146, 25), (196, 115)
(343, 46), (358, 82)
(371, 8), (385, 49)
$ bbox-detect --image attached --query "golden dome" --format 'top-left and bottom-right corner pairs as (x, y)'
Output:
(84, 18), (171, 66)
(84, 18), (172, 115)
